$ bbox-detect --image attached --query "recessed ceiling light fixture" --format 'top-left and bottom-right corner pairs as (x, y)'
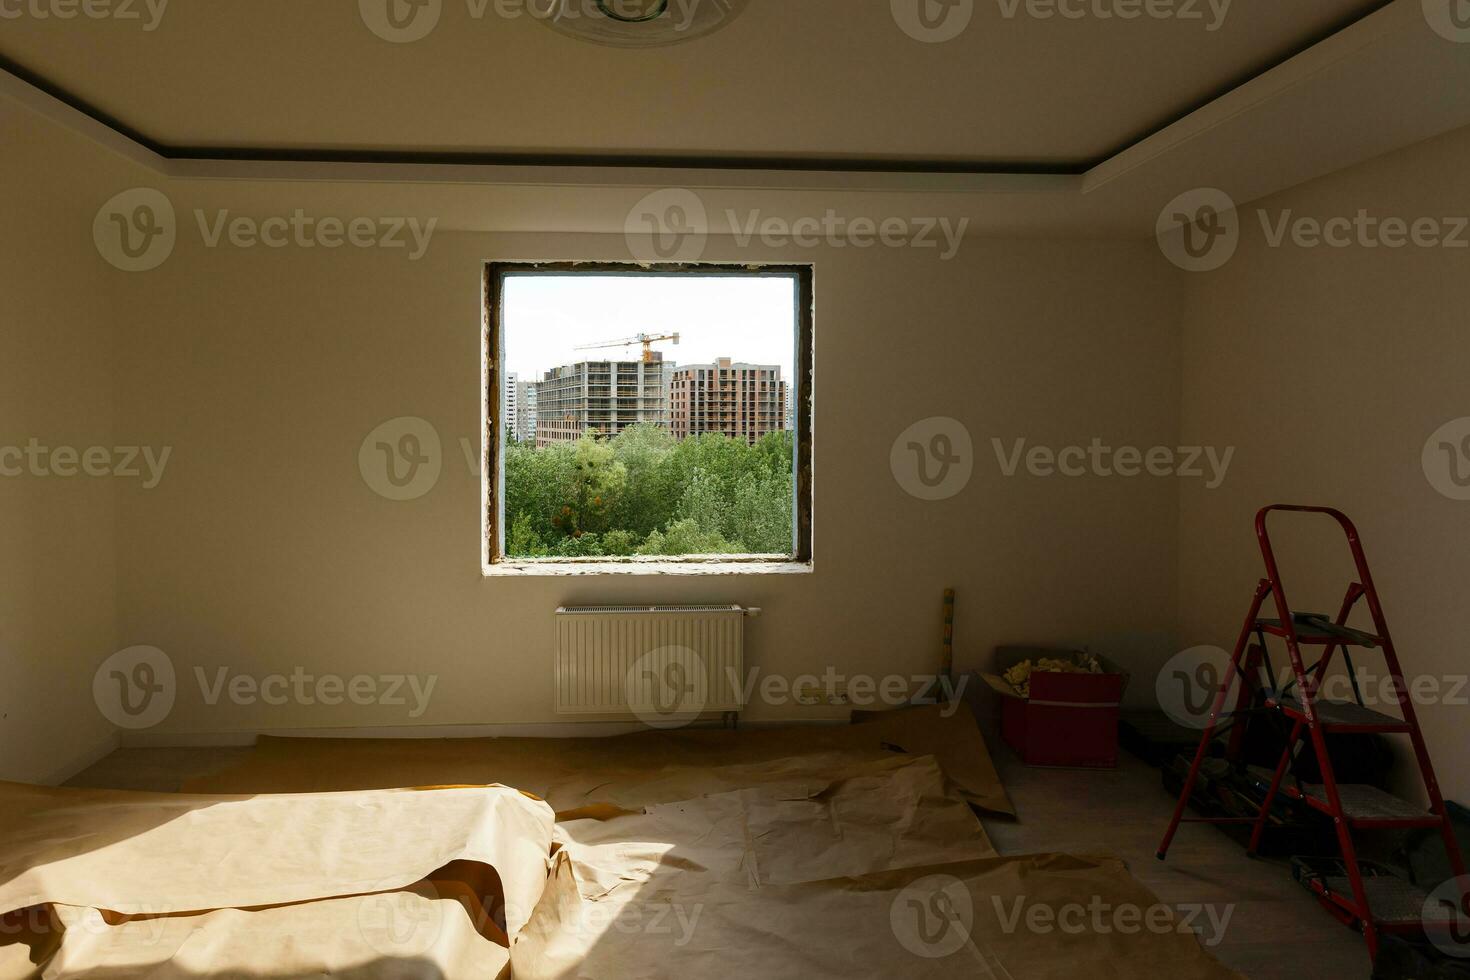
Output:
(538, 0), (746, 47)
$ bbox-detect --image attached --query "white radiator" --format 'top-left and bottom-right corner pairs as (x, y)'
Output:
(554, 604), (756, 721)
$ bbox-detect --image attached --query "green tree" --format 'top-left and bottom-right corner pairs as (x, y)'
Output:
(727, 469), (793, 554)
(506, 511), (548, 557)
(556, 436), (627, 538)
(637, 518), (744, 556)
(607, 423), (679, 538)
(503, 426), (794, 559)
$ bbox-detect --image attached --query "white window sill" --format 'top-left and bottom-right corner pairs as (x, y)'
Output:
(483, 559), (813, 577)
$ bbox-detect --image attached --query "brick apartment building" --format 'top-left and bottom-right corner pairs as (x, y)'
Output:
(669, 358), (788, 445)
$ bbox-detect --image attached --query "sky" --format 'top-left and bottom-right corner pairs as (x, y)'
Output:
(501, 274), (797, 382)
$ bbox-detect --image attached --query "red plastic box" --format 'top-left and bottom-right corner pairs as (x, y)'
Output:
(984, 648), (1128, 769)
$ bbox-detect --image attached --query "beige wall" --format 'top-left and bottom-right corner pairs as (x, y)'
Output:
(10, 86), (1469, 804)
(0, 104), (123, 782)
(1178, 124), (1470, 803)
(105, 208), (1184, 735)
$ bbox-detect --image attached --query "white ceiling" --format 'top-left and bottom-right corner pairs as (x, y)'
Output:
(0, 0), (1392, 166)
(3, 0), (1469, 240)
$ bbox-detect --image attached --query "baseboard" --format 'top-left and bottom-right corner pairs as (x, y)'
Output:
(119, 717), (842, 749)
(38, 730), (122, 785)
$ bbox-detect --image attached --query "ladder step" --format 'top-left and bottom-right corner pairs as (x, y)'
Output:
(1256, 617), (1382, 646)
(1283, 783), (1440, 827)
(1270, 694), (1412, 733)
(1318, 874), (1439, 926)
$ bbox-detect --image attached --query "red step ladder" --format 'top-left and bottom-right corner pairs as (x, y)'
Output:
(1157, 505), (1468, 963)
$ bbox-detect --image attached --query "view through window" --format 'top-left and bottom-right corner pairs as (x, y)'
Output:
(489, 266), (810, 563)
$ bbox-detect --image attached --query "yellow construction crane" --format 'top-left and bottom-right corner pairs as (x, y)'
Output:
(575, 332), (680, 363)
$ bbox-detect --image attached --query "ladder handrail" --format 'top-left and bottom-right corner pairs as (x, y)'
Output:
(1256, 505), (1370, 594)
(1256, 504), (1391, 649)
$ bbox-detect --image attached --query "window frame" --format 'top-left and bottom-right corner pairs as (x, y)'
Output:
(482, 261), (814, 574)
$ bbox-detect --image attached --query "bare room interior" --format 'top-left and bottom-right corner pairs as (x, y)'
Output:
(3, 1), (1470, 977)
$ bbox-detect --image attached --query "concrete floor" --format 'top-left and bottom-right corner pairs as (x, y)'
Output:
(68, 741), (1376, 978)
(984, 750), (1374, 979)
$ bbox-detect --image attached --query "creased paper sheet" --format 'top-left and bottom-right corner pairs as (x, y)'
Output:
(555, 754), (996, 901)
(0, 739), (1244, 979)
(513, 851), (1246, 980)
(34, 884), (514, 980)
(0, 782), (553, 929)
(181, 703), (1015, 817)
(514, 753), (1240, 980)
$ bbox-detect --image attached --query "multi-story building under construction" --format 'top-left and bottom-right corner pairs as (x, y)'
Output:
(534, 358), (671, 446)
(669, 358), (788, 445)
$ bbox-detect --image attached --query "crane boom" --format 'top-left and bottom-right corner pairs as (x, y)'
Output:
(574, 332), (680, 363)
